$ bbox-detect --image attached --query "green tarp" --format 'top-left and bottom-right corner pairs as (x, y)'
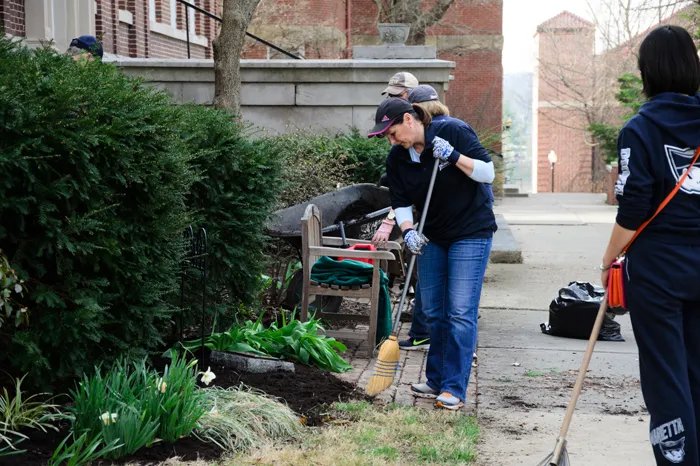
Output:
(310, 256), (392, 345)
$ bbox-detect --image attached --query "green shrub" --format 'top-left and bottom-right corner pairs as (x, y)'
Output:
(272, 131), (352, 209)
(0, 249), (28, 329)
(176, 105), (284, 313)
(337, 128), (390, 185)
(0, 38), (192, 388)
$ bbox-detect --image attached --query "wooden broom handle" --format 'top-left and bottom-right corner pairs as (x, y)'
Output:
(557, 297), (608, 440)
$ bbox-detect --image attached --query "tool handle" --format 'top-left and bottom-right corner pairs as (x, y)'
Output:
(338, 221), (349, 249)
(390, 158), (440, 333)
(552, 296), (608, 462)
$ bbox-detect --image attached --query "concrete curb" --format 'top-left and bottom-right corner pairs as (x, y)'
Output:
(490, 214), (523, 264)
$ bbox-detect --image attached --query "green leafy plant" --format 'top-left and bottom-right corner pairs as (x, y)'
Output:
(178, 313), (352, 373)
(69, 353), (207, 459)
(0, 250), (28, 328)
(195, 386), (303, 452)
(0, 374), (64, 432)
(48, 431), (122, 466)
(0, 423), (26, 458)
(141, 351), (207, 443)
(589, 73), (645, 163)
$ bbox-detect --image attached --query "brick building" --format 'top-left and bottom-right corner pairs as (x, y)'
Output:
(534, 7), (697, 193)
(243, 0), (504, 133)
(533, 11), (596, 193)
(1, 0), (220, 59)
(2, 0), (502, 134)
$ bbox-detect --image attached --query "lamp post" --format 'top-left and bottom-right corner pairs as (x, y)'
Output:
(548, 150), (558, 193)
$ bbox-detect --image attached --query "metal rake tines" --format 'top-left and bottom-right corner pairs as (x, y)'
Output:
(536, 449), (570, 466)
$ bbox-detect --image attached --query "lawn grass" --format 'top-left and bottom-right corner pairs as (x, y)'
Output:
(224, 401), (480, 465)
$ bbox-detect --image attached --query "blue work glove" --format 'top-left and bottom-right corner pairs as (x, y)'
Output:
(403, 228), (429, 255)
(432, 136), (460, 164)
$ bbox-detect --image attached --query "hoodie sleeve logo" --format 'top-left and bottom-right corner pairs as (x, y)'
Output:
(615, 148), (631, 196)
(665, 145), (700, 195)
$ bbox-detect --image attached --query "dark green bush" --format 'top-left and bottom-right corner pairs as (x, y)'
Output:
(337, 128), (390, 185)
(177, 105), (284, 315)
(0, 39), (193, 388)
(272, 132), (353, 209)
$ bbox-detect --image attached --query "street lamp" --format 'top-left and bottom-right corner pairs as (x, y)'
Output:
(548, 150), (558, 193)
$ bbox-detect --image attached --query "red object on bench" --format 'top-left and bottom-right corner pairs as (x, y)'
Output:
(338, 244), (377, 265)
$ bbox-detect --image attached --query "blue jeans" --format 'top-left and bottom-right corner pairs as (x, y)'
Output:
(417, 237), (492, 401)
(408, 284), (430, 340)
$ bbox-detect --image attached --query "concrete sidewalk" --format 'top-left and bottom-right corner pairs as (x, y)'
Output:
(477, 194), (653, 465)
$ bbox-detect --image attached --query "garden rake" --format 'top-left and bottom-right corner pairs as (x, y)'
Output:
(536, 297), (609, 466)
(365, 158), (440, 396)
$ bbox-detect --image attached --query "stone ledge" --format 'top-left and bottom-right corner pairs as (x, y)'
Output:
(490, 214), (523, 264)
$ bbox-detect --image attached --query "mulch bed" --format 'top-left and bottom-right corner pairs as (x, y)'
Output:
(0, 422), (223, 466)
(0, 355), (368, 465)
(210, 362), (371, 426)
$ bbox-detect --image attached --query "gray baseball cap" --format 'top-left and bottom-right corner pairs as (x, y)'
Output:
(408, 85), (439, 103)
(382, 72), (419, 96)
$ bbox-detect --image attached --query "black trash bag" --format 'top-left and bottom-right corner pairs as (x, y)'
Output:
(540, 281), (624, 342)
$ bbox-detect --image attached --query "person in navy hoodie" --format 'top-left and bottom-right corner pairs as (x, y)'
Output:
(600, 25), (700, 465)
(368, 97), (496, 410)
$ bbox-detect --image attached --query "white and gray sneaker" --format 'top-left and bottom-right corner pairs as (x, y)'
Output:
(435, 392), (464, 410)
(410, 383), (439, 399)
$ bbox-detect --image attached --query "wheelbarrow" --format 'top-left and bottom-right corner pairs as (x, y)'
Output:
(266, 183), (406, 313)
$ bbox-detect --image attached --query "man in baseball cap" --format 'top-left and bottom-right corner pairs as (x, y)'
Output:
(67, 35), (104, 61)
(368, 97), (414, 138)
(382, 72), (419, 99)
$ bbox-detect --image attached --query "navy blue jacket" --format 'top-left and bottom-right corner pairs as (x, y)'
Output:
(616, 93), (700, 243)
(386, 116), (496, 245)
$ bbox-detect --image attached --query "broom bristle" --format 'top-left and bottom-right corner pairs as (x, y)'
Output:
(365, 335), (401, 396)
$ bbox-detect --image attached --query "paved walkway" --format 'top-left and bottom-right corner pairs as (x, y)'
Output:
(331, 194), (654, 465)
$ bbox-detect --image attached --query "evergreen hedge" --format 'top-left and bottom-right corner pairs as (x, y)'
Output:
(0, 39), (186, 387)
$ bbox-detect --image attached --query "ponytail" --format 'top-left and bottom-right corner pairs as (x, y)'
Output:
(411, 104), (433, 127)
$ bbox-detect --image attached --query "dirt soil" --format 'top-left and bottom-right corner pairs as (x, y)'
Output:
(0, 421), (222, 466)
(207, 362), (371, 426)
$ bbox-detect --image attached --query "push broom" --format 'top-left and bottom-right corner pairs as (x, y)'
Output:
(536, 296), (609, 466)
(366, 157), (440, 396)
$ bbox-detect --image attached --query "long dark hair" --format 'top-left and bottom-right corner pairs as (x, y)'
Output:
(638, 25), (700, 97)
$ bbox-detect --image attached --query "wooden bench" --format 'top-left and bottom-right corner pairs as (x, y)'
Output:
(300, 204), (400, 357)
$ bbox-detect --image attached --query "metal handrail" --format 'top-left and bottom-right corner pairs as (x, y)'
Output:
(175, 0), (302, 60)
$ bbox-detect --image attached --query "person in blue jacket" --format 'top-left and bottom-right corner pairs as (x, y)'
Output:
(368, 97), (496, 410)
(600, 25), (700, 465)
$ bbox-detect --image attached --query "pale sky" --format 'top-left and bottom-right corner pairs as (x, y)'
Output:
(502, 0), (693, 73)
(503, 0), (593, 73)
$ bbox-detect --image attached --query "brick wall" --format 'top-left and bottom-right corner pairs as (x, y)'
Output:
(0, 0), (25, 37)
(246, 0), (503, 134)
(4, 0), (219, 59)
(536, 18), (596, 193)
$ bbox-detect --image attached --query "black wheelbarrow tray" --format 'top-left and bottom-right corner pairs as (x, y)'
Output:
(266, 183), (396, 249)
(266, 184), (404, 314)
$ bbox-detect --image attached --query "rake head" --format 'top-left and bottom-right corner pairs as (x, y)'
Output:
(537, 447), (571, 466)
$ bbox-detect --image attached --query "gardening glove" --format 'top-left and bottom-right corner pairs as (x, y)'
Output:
(402, 228), (428, 255)
(372, 219), (395, 248)
(432, 136), (460, 165)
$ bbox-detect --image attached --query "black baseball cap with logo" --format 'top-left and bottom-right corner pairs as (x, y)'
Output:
(368, 97), (414, 138)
